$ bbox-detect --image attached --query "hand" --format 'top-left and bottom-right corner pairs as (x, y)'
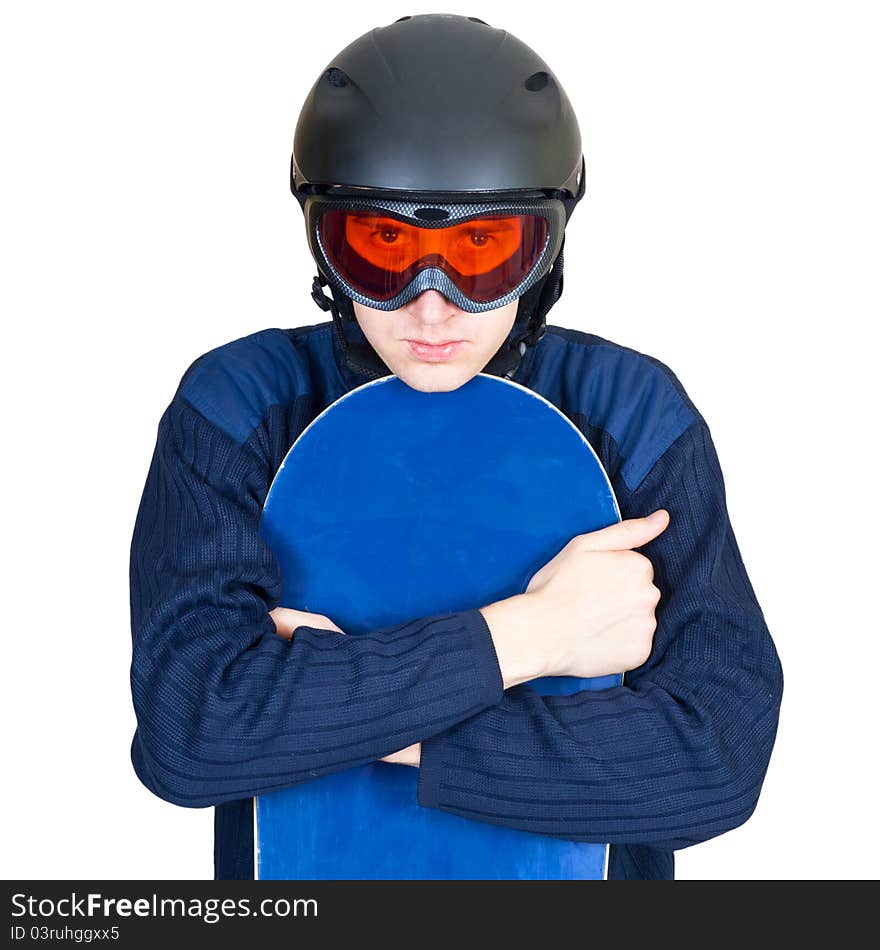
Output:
(269, 606), (344, 640)
(480, 510), (670, 684)
(380, 742), (421, 767)
(525, 509), (669, 676)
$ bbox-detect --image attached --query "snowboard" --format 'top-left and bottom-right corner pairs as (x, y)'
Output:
(255, 373), (622, 879)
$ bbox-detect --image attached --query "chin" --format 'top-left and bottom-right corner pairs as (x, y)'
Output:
(395, 361), (480, 393)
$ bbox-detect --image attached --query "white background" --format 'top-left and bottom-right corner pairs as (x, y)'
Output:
(2, 0), (877, 880)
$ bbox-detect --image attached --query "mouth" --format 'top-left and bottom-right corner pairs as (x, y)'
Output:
(404, 339), (467, 362)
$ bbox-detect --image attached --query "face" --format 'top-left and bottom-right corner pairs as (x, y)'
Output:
(352, 291), (519, 392)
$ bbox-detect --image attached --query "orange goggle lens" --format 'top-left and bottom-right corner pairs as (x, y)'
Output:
(318, 210), (549, 304)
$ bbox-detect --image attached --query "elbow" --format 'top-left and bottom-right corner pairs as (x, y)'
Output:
(639, 760), (776, 853)
(130, 730), (230, 809)
(672, 680), (783, 850)
(128, 621), (280, 809)
(687, 621), (785, 849)
(667, 780), (764, 852)
(629, 654), (783, 853)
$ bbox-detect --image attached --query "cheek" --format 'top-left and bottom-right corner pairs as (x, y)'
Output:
(478, 306), (519, 351)
(356, 312), (395, 353)
(371, 324), (397, 352)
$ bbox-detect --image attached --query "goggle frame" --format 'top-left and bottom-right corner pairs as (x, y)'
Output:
(303, 194), (566, 313)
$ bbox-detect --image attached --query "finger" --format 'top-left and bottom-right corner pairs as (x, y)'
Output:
(268, 606), (289, 635)
(525, 565), (547, 593)
(269, 607), (344, 636)
(298, 615), (344, 635)
(314, 621), (344, 634)
(315, 612), (344, 633)
(579, 509), (670, 552)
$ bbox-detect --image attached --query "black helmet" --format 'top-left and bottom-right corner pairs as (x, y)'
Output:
(290, 13), (586, 379)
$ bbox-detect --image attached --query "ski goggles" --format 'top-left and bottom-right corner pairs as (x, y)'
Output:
(303, 195), (566, 312)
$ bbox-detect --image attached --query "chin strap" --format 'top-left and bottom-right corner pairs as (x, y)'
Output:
(310, 232), (566, 382)
(311, 273), (392, 380)
(483, 233), (567, 379)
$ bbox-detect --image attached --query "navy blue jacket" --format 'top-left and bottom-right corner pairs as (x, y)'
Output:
(129, 320), (783, 880)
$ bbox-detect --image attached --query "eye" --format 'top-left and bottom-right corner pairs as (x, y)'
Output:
(377, 227), (400, 244)
(466, 228), (492, 247)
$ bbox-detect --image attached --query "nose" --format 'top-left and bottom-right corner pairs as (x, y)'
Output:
(405, 289), (459, 326)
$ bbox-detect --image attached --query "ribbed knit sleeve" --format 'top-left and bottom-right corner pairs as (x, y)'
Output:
(129, 395), (504, 808)
(416, 419), (783, 852)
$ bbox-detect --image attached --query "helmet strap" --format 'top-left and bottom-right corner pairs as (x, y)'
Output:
(483, 232), (566, 379)
(311, 273), (392, 380)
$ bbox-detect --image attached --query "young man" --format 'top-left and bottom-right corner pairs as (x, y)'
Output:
(129, 14), (782, 881)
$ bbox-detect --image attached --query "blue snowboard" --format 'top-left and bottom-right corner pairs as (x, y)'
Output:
(255, 373), (622, 879)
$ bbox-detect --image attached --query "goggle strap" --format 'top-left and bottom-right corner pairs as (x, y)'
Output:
(531, 233), (565, 344)
(326, 278), (394, 381)
(311, 273), (335, 313)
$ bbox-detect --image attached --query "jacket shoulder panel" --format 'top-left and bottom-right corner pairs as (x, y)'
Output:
(177, 328), (312, 445)
(529, 328), (698, 493)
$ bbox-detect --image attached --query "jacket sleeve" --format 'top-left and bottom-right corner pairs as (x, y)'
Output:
(416, 418), (783, 852)
(129, 395), (504, 808)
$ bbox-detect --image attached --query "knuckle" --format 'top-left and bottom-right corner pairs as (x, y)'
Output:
(635, 613), (656, 638)
(626, 638), (653, 669)
(641, 582), (661, 606)
(623, 549), (647, 572)
(622, 619), (656, 670)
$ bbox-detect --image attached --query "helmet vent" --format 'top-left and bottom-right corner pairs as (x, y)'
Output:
(467, 17), (488, 24)
(524, 71), (550, 92)
(394, 15), (412, 22)
(413, 207), (450, 221)
(324, 67), (349, 88)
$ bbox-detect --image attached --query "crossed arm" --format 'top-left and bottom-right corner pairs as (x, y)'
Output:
(130, 396), (781, 850)
(269, 508), (671, 768)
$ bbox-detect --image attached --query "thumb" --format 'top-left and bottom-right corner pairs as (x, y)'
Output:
(580, 509), (670, 552)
